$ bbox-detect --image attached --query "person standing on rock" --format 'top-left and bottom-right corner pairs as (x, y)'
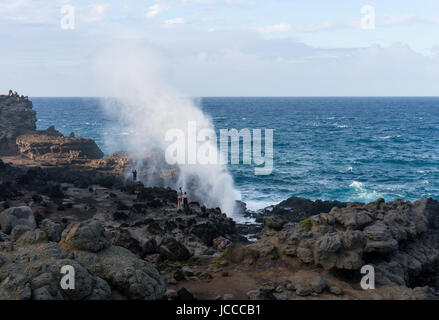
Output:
(132, 169), (137, 182)
(183, 192), (189, 210)
(177, 187), (183, 209)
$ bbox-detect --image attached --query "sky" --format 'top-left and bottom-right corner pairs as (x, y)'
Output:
(1, 0), (439, 96)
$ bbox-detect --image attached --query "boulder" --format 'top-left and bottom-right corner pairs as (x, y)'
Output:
(333, 209), (373, 230)
(86, 246), (165, 300)
(40, 219), (64, 242)
(159, 237), (191, 261)
(263, 216), (286, 231)
(111, 228), (142, 256)
(364, 222), (398, 254)
(60, 221), (111, 252)
(212, 236), (232, 251)
(0, 273), (32, 300)
(0, 242), (112, 300)
(177, 287), (195, 300)
(247, 288), (277, 300)
(0, 206), (36, 234)
(264, 196), (346, 222)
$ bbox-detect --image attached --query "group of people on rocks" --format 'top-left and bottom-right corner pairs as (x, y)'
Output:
(7, 90), (27, 100)
(131, 168), (189, 211)
(177, 187), (189, 210)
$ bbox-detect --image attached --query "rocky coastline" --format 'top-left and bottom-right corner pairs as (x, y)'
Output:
(1, 92), (439, 300)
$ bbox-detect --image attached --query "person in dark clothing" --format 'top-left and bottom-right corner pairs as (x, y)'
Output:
(183, 192), (189, 210)
(132, 169), (137, 182)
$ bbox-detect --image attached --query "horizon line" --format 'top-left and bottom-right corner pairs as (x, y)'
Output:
(27, 95), (439, 99)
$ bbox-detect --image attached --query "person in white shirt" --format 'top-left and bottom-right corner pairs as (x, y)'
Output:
(177, 187), (183, 209)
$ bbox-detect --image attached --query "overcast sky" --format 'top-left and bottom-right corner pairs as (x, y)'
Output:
(1, 0), (439, 96)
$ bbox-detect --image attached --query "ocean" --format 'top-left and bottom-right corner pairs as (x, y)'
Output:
(32, 97), (439, 211)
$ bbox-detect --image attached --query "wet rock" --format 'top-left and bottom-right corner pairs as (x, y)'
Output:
(261, 196), (346, 223)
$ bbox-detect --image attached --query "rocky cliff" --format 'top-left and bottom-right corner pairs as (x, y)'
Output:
(0, 93), (36, 155)
(1, 91), (439, 300)
(16, 126), (103, 160)
(1, 152), (439, 300)
(232, 198), (439, 300)
(0, 160), (244, 300)
(0, 92), (104, 161)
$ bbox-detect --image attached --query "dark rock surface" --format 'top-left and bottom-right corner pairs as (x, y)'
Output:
(1, 93), (439, 300)
(251, 196), (346, 223)
(0, 94), (36, 155)
(16, 129), (104, 160)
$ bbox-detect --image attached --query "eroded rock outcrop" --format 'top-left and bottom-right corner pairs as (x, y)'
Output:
(248, 196), (346, 224)
(0, 94), (36, 155)
(257, 198), (439, 294)
(16, 126), (103, 160)
(0, 206), (166, 300)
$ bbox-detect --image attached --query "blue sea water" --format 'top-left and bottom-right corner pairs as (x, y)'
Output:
(32, 97), (439, 210)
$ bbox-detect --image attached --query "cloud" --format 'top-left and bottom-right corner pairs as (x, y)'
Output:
(82, 3), (110, 22)
(256, 24), (291, 34)
(164, 17), (185, 26)
(145, 3), (167, 18)
(181, 0), (253, 4)
(377, 14), (423, 27)
(0, 0), (57, 24)
(298, 21), (336, 32)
